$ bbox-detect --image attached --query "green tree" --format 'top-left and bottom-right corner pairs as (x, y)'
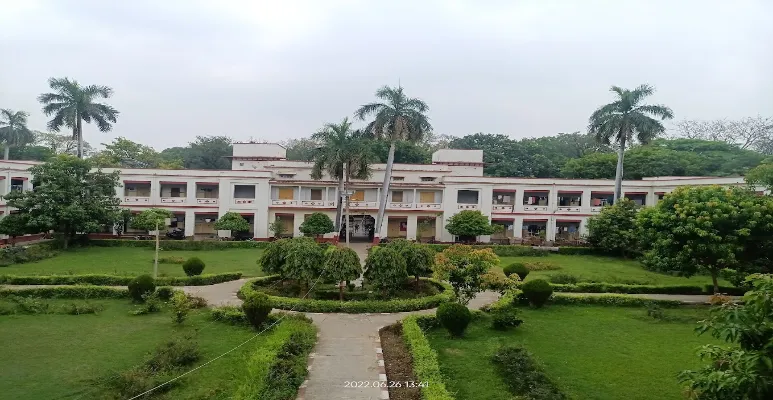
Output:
(283, 137), (320, 161)
(622, 146), (694, 179)
(366, 140), (432, 164)
(185, 136), (233, 169)
(311, 119), (373, 231)
(38, 77), (119, 158)
(450, 133), (561, 178)
(746, 160), (773, 192)
(561, 152), (618, 179)
(8, 145), (55, 162)
(268, 220), (286, 238)
(90, 137), (183, 169)
(586, 198), (639, 257)
(403, 242), (436, 290)
(678, 274), (773, 399)
(299, 212), (335, 237)
(445, 210), (496, 241)
(3, 156), (120, 248)
(364, 246), (408, 296)
(259, 238), (290, 276)
(356, 86), (432, 238)
(0, 213), (32, 246)
(284, 237), (325, 292)
(433, 244), (500, 304)
(0, 109), (35, 160)
(113, 208), (133, 236)
(322, 246), (362, 300)
(637, 185), (773, 293)
(131, 208), (174, 232)
(588, 84), (674, 202)
(35, 131), (93, 157)
(213, 212), (251, 237)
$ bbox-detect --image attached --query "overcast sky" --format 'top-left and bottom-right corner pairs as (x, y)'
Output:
(1, 0), (771, 150)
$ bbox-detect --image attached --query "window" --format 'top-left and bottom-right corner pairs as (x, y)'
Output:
(234, 185), (256, 199)
(351, 190), (365, 201)
(171, 187), (181, 198)
(278, 188), (294, 200)
(420, 177), (435, 182)
(391, 176), (405, 181)
(310, 189), (323, 200)
(420, 191), (435, 203)
(392, 191), (404, 202)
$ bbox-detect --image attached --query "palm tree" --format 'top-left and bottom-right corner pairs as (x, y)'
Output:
(588, 84), (673, 203)
(311, 118), (373, 234)
(0, 109), (34, 160)
(355, 85), (432, 239)
(37, 77), (119, 158)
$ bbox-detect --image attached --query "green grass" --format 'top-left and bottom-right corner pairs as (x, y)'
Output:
(427, 306), (719, 400)
(0, 247), (264, 277)
(499, 254), (727, 286)
(0, 298), (304, 399)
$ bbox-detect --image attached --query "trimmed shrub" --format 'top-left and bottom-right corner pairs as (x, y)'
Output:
(503, 262), (529, 280)
(0, 243), (59, 266)
(522, 279), (553, 308)
(401, 316), (455, 400)
(157, 256), (185, 264)
(549, 293), (682, 307)
(705, 284), (746, 296)
(210, 306), (249, 326)
(155, 286), (175, 300)
(491, 307), (523, 330)
(364, 246), (408, 295)
(548, 273), (579, 285)
(550, 282), (705, 295)
(0, 273), (241, 286)
(436, 302), (472, 337)
(0, 286), (130, 299)
(556, 246), (597, 255)
(128, 275), (156, 302)
(171, 291), (190, 324)
(425, 244), (548, 257)
(492, 346), (567, 399)
(182, 257), (205, 276)
(255, 328), (317, 399)
(242, 291), (273, 329)
(524, 261), (561, 271)
(89, 239), (270, 250)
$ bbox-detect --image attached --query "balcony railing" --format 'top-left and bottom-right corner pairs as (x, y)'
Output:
(161, 197), (186, 204)
(124, 196), (150, 203)
(234, 199), (255, 205)
(591, 206), (604, 213)
(415, 203), (442, 209)
(350, 201), (378, 208)
(523, 205), (549, 212)
(492, 204), (514, 212)
(272, 199), (298, 206)
(389, 202), (414, 209)
(557, 206), (582, 212)
(301, 200), (336, 207)
(457, 204), (479, 210)
(197, 198), (218, 205)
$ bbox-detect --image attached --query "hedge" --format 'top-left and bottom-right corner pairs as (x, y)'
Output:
(88, 239), (271, 250)
(0, 273), (242, 286)
(402, 316), (455, 400)
(555, 246), (598, 256)
(239, 276), (454, 313)
(0, 286), (131, 299)
(549, 282), (706, 295)
(705, 285), (747, 296)
(423, 244), (549, 257)
(0, 243), (59, 266)
(549, 293), (683, 307)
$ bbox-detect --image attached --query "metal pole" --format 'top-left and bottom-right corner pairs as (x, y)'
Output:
(345, 194), (351, 248)
(154, 219), (159, 278)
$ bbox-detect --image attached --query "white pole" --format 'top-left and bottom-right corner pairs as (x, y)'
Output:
(154, 219), (159, 279)
(344, 162), (350, 248)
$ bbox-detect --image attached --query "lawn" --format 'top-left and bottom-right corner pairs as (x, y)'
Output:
(0, 247), (264, 277)
(499, 254), (727, 286)
(427, 306), (718, 400)
(0, 298), (302, 399)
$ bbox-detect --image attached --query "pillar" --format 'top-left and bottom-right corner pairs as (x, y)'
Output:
(546, 216), (556, 242)
(184, 210), (195, 237)
(513, 216), (524, 238)
(293, 212), (304, 237)
(434, 215), (444, 242)
(379, 215), (389, 239)
(581, 189), (592, 211)
(406, 214), (418, 240)
(187, 181), (196, 205)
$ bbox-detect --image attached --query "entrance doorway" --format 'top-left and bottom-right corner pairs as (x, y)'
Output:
(342, 215), (375, 242)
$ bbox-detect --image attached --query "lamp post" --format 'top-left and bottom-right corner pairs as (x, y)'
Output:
(341, 189), (354, 247)
(153, 218), (171, 278)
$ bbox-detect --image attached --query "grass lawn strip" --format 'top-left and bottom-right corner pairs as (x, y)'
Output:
(427, 306), (718, 400)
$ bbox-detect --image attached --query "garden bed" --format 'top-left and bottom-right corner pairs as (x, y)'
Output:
(239, 276), (454, 313)
(380, 324), (422, 400)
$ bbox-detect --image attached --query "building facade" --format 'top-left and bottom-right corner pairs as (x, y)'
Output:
(0, 143), (749, 243)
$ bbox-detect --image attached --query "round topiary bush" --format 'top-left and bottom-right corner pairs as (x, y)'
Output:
(503, 262), (529, 280)
(182, 257), (205, 276)
(436, 302), (472, 337)
(242, 291), (273, 329)
(521, 279), (553, 308)
(128, 274), (156, 302)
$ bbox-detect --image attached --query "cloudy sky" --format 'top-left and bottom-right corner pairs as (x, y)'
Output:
(1, 0), (771, 150)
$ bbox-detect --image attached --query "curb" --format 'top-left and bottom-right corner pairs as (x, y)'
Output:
(376, 326), (389, 400)
(295, 332), (320, 400)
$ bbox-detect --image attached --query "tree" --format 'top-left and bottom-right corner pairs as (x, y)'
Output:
(213, 212), (251, 237)
(90, 137), (182, 169)
(283, 137), (320, 161)
(8, 145), (56, 162)
(322, 246), (362, 300)
(637, 185), (773, 293)
(445, 210), (496, 242)
(433, 244), (499, 305)
(746, 160), (773, 192)
(284, 237), (325, 292)
(0, 213), (32, 246)
(403, 242), (436, 290)
(673, 116), (773, 152)
(299, 212), (335, 237)
(38, 77), (119, 158)
(260, 238), (290, 276)
(132, 208), (174, 232)
(3, 156), (120, 248)
(35, 131), (93, 157)
(450, 133), (562, 178)
(185, 136), (233, 169)
(355, 85), (432, 238)
(0, 109), (35, 160)
(588, 84), (674, 203)
(113, 208), (133, 236)
(268, 220), (287, 238)
(366, 140), (432, 164)
(678, 274), (773, 399)
(311, 119), (373, 231)
(586, 199), (639, 256)
(561, 152), (617, 179)
(364, 246), (408, 296)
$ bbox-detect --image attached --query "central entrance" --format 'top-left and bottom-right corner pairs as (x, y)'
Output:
(341, 215), (375, 242)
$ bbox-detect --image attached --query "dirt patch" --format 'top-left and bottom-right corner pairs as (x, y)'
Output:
(380, 324), (422, 400)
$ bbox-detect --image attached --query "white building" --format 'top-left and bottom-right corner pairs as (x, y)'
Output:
(0, 143), (749, 243)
